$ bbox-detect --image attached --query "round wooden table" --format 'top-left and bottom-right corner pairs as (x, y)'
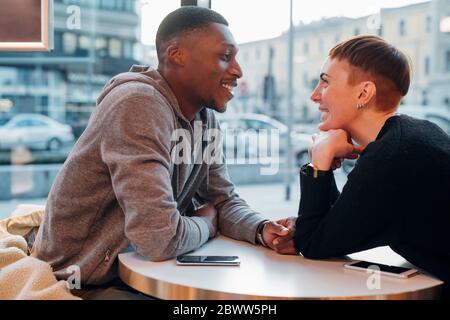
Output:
(118, 235), (443, 299)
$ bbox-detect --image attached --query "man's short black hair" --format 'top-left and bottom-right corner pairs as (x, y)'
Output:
(155, 6), (228, 61)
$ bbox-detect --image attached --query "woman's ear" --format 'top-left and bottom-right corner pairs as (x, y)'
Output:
(358, 81), (376, 105)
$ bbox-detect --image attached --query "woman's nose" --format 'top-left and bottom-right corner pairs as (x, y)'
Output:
(310, 86), (321, 103)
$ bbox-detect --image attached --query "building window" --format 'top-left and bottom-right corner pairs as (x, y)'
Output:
(255, 49), (260, 61)
(446, 51), (450, 72)
(303, 42), (309, 55)
(63, 32), (77, 54)
(353, 28), (360, 36)
(123, 41), (134, 59)
(425, 56), (430, 75)
(399, 20), (406, 36)
(79, 35), (91, 50)
(96, 37), (108, 56)
(124, 0), (135, 12)
(378, 24), (384, 37)
(100, 0), (114, 10)
(318, 39), (324, 53)
(109, 38), (122, 58)
(426, 16), (432, 33)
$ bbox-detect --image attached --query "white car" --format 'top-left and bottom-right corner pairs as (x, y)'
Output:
(0, 113), (75, 151)
(216, 113), (312, 167)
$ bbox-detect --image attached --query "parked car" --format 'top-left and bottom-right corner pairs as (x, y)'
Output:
(0, 113), (75, 151)
(397, 105), (450, 134)
(216, 113), (312, 167)
(342, 105), (450, 173)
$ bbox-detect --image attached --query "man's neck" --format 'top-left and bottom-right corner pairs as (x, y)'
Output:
(158, 67), (202, 122)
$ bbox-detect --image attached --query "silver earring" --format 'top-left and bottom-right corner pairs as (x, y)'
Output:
(356, 102), (364, 110)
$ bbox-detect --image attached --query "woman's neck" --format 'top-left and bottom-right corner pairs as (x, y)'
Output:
(347, 109), (397, 147)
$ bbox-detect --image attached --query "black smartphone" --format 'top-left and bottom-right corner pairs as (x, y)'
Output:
(344, 260), (418, 278)
(176, 255), (240, 266)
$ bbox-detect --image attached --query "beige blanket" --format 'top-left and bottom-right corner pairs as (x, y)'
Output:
(0, 206), (80, 300)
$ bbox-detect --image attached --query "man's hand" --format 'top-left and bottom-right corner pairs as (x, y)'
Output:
(194, 203), (218, 238)
(260, 220), (290, 251)
(271, 217), (298, 255)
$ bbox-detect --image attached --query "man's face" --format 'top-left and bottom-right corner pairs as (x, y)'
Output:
(181, 23), (243, 113)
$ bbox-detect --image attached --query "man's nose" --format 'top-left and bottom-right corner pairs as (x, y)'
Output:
(229, 59), (243, 79)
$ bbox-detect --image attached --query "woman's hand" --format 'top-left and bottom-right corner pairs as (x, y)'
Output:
(309, 130), (364, 171)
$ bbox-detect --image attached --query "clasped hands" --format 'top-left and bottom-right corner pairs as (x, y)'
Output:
(264, 129), (365, 255)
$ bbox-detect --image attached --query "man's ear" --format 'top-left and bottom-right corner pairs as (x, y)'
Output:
(166, 44), (185, 66)
(358, 81), (376, 105)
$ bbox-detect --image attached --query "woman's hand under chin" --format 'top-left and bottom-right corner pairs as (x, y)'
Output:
(309, 129), (365, 171)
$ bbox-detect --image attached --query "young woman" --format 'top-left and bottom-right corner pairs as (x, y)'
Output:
(275, 36), (450, 296)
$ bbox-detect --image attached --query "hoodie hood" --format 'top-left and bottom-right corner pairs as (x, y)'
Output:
(97, 65), (189, 122)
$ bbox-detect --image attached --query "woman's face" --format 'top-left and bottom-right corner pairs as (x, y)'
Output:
(310, 58), (362, 132)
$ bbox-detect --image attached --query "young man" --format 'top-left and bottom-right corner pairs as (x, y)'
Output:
(32, 6), (289, 299)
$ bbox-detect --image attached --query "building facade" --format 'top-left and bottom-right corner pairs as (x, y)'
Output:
(0, 0), (141, 136)
(236, 0), (450, 122)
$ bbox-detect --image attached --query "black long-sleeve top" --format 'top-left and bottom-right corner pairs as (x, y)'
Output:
(294, 115), (450, 289)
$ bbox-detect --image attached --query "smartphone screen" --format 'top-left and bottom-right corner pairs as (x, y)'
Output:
(176, 255), (240, 265)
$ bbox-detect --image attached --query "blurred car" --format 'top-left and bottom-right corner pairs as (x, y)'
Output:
(217, 113), (312, 167)
(342, 105), (450, 173)
(0, 113), (75, 151)
(397, 105), (450, 134)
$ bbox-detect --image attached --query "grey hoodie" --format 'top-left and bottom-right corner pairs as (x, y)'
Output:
(32, 66), (265, 285)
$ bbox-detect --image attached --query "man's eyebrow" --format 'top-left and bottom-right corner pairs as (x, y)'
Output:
(221, 43), (238, 52)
